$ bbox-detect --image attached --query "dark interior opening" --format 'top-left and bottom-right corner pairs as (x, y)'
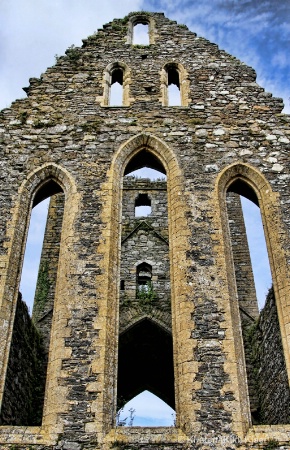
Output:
(33, 179), (63, 207)
(111, 68), (123, 85)
(135, 193), (151, 207)
(124, 149), (166, 176)
(228, 178), (258, 205)
(117, 318), (175, 410)
(167, 65), (180, 88)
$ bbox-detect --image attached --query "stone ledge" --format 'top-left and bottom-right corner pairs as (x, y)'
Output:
(0, 426), (55, 445)
(245, 424), (290, 444)
(104, 426), (190, 445)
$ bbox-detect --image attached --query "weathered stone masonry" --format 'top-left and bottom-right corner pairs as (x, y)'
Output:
(0, 293), (46, 427)
(0, 11), (290, 450)
(118, 176), (174, 411)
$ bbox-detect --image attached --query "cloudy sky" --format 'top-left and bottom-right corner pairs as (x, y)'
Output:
(1, 0), (289, 112)
(1, 0), (287, 426)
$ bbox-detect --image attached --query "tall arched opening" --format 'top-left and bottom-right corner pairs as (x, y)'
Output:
(117, 147), (174, 425)
(99, 134), (191, 434)
(0, 164), (77, 429)
(217, 163), (290, 431)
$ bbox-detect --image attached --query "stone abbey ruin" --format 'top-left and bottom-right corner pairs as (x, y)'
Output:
(0, 11), (290, 450)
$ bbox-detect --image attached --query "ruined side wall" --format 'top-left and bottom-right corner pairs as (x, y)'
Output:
(256, 287), (290, 424)
(0, 294), (46, 426)
(32, 192), (65, 354)
(226, 192), (258, 320)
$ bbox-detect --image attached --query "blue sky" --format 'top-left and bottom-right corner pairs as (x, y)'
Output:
(1, 0), (287, 426)
(0, 0), (289, 112)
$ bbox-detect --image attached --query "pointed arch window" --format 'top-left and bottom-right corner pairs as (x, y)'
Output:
(102, 62), (131, 106)
(161, 63), (190, 107)
(0, 180), (65, 426)
(117, 147), (174, 425)
(224, 176), (290, 426)
(136, 262), (152, 294)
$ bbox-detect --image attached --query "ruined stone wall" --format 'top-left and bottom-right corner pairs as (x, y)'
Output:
(0, 11), (290, 450)
(226, 191), (260, 418)
(122, 177), (168, 236)
(32, 192), (65, 354)
(119, 176), (171, 369)
(0, 293), (46, 426)
(226, 192), (258, 320)
(256, 287), (290, 424)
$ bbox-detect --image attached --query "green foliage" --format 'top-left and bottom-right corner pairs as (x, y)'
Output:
(111, 23), (124, 31)
(263, 439), (280, 450)
(137, 281), (157, 305)
(130, 10), (151, 16)
(65, 44), (81, 63)
(120, 295), (132, 308)
(120, 16), (129, 25)
(33, 119), (57, 128)
(34, 260), (50, 311)
(18, 111), (28, 124)
(133, 44), (149, 49)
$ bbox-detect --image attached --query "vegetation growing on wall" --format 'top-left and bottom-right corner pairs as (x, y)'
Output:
(33, 259), (50, 318)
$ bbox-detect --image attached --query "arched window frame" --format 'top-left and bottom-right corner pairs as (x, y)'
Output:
(100, 62), (132, 107)
(0, 163), (77, 438)
(216, 162), (290, 436)
(127, 15), (155, 45)
(99, 133), (191, 441)
(136, 262), (152, 294)
(161, 62), (190, 107)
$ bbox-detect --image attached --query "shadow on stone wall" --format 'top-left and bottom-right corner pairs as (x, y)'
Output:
(243, 287), (290, 424)
(0, 293), (47, 426)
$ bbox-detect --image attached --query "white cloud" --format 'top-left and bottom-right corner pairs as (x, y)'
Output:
(0, 0), (143, 109)
(139, 0), (289, 113)
(272, 51), (288, 69)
